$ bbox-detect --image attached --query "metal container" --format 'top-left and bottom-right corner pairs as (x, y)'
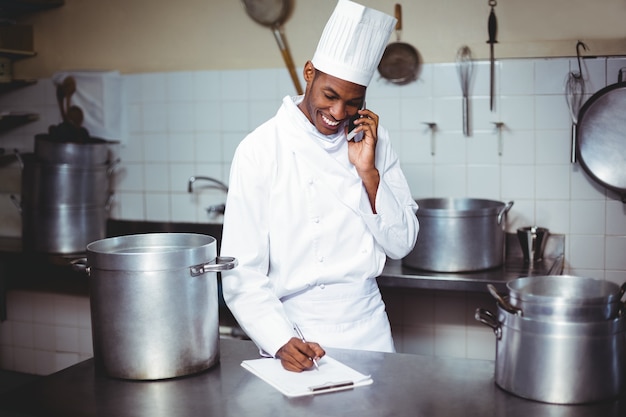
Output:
(34, 133), (112, 166)
(22, 205), (108, 254)
(21, 155), (112, 207)
(507, 275), (626, 322)
(86, 233), (237, 380)
(476, 305), (626, 404)
(16, 151), (116, 254)
(403, 198), (513, 272)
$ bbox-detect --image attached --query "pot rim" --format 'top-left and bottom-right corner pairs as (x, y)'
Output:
(86, 232), (217, 271)
(415, 197), (507, 217)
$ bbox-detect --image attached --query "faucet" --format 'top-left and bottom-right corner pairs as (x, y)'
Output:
(188, 176), (229, 219)
(187, 176), (229, 193)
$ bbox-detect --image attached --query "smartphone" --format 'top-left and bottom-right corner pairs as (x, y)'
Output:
(347, 101), (366, 142)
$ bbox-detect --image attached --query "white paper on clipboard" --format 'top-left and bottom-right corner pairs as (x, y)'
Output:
(241, 355), (373, 397)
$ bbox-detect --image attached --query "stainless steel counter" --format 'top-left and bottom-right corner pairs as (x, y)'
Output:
(378, 233), (565, 293)
(0, 338), (622, 417)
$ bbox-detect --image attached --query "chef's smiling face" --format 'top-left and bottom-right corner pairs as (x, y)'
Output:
(298, 61), (366, 136)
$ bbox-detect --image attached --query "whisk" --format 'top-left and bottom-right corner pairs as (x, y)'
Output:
(456, 46), (474, 137)
(565, 41), (588, 163)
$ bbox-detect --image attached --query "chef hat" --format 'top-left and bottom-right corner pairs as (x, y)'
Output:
(311, 0), (396, 87)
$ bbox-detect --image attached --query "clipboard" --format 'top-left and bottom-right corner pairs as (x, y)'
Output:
(241, 355), (373, 397)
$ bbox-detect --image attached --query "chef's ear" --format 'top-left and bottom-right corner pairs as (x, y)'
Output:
(303, 61), (316, 83)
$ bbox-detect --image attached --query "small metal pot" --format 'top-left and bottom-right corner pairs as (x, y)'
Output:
(86, 233), (237, 380)
(403, 198), (513, 272)
(476, 305), (626, 404)
(506, 275), (626, 322)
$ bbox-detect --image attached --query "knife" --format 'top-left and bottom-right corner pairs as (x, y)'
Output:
(487, 0), (498, 111)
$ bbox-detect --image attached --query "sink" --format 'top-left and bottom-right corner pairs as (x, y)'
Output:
(106, 219), (224, 251)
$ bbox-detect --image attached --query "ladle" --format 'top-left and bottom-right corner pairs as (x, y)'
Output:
(242, 0), (303, 94)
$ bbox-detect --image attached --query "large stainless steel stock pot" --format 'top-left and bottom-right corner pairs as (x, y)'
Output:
(85, 233), (237, 380)
(476, 305), (625, 404)
(403, 198), (513, 272)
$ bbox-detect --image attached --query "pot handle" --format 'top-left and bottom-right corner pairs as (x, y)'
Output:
(497, 201), (514, 225)
(107, 158), (121, 176)
(475, 308), (502, 339)
(487, 284), (522, 316)
(9, 194), (21, 213)
(70, 258), (90, 275)
(13, 149), (23, 169)
(190, 256), (238, 276)
(618, 283), (626, 317)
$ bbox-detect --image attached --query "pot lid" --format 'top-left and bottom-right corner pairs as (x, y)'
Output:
(576, 81), (626, 202)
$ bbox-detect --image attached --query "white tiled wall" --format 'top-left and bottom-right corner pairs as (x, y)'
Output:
(3, 57), (625, 279)
(2, 56), (626, 373)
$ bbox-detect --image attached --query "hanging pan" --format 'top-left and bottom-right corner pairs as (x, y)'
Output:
(576, 69), (626, 202)
(242, 0), (303, 94)
(377, 4), (421, 85)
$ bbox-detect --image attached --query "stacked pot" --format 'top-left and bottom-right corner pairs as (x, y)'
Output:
(477, 276), (626, 404)
(20, 134), (115, 254)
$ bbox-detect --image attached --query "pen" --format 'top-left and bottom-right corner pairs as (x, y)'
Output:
(293, 323), (320, 371)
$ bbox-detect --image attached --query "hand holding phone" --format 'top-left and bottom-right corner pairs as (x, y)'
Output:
(347, 102), (366, 142)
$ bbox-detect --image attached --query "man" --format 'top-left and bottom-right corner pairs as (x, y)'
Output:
(220, 0), (419, 372)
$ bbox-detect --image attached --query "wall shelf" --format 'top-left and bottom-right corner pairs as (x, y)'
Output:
(0, 48), (35, 60)
(0, 111), (38, 132)
(0, 0), (63, 19)
(0, 78), (36, 94)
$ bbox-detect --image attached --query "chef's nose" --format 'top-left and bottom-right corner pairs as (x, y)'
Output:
(330, 102), (348, 120)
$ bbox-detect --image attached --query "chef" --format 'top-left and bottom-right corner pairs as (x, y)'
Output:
(220, 0), (419, 372)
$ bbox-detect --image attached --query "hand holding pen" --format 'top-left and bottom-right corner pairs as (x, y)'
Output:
(275, 324), (325, 372)
(293, 324), (320, 370)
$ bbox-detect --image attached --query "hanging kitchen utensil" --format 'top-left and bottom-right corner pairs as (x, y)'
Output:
(565, 41), (588, 163)
(486, 0), (497, 111)
(242, 0), (303, 94)
(377, 4), (420, 85)
(576, 68), (626, 203)
(456, 46), (474, 136)
(55, 76), (76, 123)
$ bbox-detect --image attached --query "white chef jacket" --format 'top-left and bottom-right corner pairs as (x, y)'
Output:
(220, 95), (418, 357)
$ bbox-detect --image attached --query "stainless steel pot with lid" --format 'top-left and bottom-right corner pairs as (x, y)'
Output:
(497, 275), (626, 322)
(86, 233), (237, 380)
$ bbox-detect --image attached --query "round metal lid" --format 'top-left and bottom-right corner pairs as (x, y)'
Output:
(576, 82), (626, 201)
